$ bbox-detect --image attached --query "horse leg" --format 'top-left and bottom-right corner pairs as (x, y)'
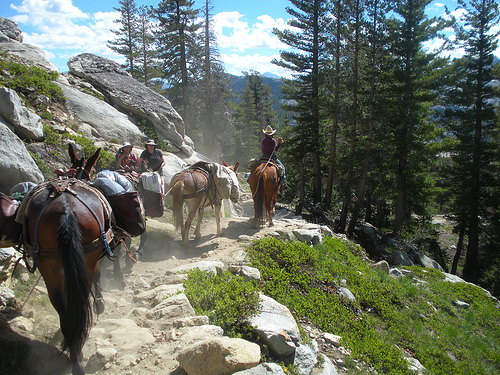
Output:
(135, 230), (148, 258)
(215, 204), (222, 235)
(183, 200), (199, 247)
(195, 207), (204, 240)
(92, 267), (105, 315)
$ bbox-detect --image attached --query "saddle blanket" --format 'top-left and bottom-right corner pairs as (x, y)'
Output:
(247, 158), (284, 177)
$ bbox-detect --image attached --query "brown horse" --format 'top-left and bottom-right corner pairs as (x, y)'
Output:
(249, 161), (279, 228)
(171, 161), (240, 247)
(21, 144), (111, 375)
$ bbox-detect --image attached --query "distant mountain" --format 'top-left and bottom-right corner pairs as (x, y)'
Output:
(226, 73), (285, 116)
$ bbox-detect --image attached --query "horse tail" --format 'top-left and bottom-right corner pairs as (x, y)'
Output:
(172, 179), (184, 231)
(57, 210), (92, 358)
(254, 168), (265, 223)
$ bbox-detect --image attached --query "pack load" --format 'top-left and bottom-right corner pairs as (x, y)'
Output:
(0, 192), (22, 247)
(141, 171), (163, 194)
(93, 170), (145, 237)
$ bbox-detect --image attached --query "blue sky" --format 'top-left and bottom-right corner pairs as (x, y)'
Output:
(1, 0), (498, 78)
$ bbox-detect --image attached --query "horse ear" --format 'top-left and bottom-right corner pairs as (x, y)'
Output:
(68, 143), (79, 164)
(233, 161), (239, 173)
(222, 160), (229, 167)
(85, 148), (101, 173)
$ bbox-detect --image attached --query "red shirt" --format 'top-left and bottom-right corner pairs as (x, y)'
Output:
(261, 136), (280, 158)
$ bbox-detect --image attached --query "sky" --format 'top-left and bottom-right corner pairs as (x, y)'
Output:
(0, 0), (498, 78)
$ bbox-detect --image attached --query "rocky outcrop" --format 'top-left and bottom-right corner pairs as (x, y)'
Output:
(56, 77), (146, 144)
(0, 18), (57, 72)
(0, 121), (43, 193)
(0, 86), (43, 141)
(67, 53), (194, 156)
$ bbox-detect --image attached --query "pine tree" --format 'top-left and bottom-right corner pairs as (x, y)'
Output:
(108, 0), (140, 76)
(273, 0), (332, 204)
(445, 0), (500, 281)
(151, 0), (202, 120)
(135, 6), (160, 88)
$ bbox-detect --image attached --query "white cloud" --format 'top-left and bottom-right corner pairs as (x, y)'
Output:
(221, 52), (292, 78)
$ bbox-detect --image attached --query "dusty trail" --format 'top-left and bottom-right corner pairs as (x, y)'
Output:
(20, 194), (304, 375)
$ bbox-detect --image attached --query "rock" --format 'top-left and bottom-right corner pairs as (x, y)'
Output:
(0, 18), (58, 71)
(167, 260), (225, 276)
(320, 225), (334, 237)
(405, 356), (426, 374)
(85, 347), (117, 374)
(248, 294), (301, 357)
(173, 315), (210, 328)
(67, 53), (193, 156)
(234, 362), (287, 374)
(389, 268), (404, 278)
(392, 251), (413, 266)
(0, 17), (22, 42)
(0, 121), (44, 193)
(410, 251), (444, 272)
(323, 333), (342, 347)
(0, 86), (44, 140)
(454, 300), (470, 308)
(373, 260), (390, 274)
(177, 324), (224, 345)
(132, 284), (184, 305)
(56, 81), (146, 144)
(8, 316), (34, 336)
(292, 228), (322, 245)
(0, 286), (16, 308)
(294, 340), (318, 375)
(228, 265), (261, 281)
(311, 353), (339, 375)
(148, 293), (196, 320)
(177, 337), (261, 375)
(338, 287), (356, 302)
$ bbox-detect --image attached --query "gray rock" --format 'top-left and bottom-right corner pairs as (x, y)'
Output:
(454, 300), (470, 308)
(292, 228), (322, 245)
(234, 362), (287, 374)
(392, 251), (414, 266)
(148, 293), (196, 320)
(0, 17), (23, 42)
(167, 260), (225, 276)
(57, 81), (146, 144)
(373, 260), (390, 274)
(389, 268), (404, 278)
(0, 86), (43, 140)
(0, 286), (16, 308)
(0, 122), (43, 193)
(294, 340), (318, 375)
(411, 251), (444, 272)
(177, 337), (261, 375)
(0, 20), (58, 72)
(85, 347), (117, 374)
(67, 53), (193, 156)
(249, 294), (301, 357)
(338, 287), (356, 302)
(311, 353), (339, 375)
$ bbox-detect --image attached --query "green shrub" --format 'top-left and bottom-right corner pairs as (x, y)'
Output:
(183, 269), (260, 337)
(0, 59), (64, 102)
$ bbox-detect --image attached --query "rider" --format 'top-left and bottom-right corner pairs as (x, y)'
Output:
(261, 125), (287, 190)
(116, 142), (138, 171)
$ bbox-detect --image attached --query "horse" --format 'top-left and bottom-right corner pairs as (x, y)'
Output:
(19, 143), (113, 375)
(249, 160), (280, 228)
(171, 161), (240, 247)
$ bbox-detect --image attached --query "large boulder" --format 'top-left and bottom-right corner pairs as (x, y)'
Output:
(177, 337), (261, 375)
(0, 121), (44, 193)
(0, 86), (44, 141)
(67, 53), (194, 156)
(56, 81), (146, 144)
(0, 17), (22, 42)
(0, 17), (58, 72)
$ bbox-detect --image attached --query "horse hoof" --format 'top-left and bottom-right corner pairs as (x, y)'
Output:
(94, 298), (105, 315)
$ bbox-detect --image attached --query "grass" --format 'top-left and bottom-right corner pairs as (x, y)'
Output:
(184, 236), (500, 374)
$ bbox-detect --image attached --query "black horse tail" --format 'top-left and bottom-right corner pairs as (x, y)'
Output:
(57, 210), (92, 358)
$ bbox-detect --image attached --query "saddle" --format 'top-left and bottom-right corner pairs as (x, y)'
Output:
(247, 158), (284, 177)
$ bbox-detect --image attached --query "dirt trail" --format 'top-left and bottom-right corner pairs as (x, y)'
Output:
(20, 194), (305, 375)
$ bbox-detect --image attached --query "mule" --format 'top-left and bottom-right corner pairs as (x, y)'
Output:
(249, 160), (279, 228)
(171, 161), (240, 247)
(20, 144), (112, 375)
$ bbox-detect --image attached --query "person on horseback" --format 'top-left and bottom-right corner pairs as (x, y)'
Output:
(138, 139), (165, 175)
(261, 125), (287, 190)
(116, 142), (138, 171)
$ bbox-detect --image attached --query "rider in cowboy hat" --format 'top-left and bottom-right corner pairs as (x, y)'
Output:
(261, 125), (287, 189)
(138, 139), (165, 175)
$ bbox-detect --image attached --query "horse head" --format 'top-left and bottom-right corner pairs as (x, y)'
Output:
(223, 160), (241, 203)
(68, 143), (101, 181)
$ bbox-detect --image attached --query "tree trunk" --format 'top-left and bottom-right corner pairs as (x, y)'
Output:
(451, 220), (466, 275)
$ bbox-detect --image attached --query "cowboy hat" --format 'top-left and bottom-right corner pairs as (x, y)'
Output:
(262, 125), (276, 135)
(145, 139), (157, 146)
(122, 142), (132, 148)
